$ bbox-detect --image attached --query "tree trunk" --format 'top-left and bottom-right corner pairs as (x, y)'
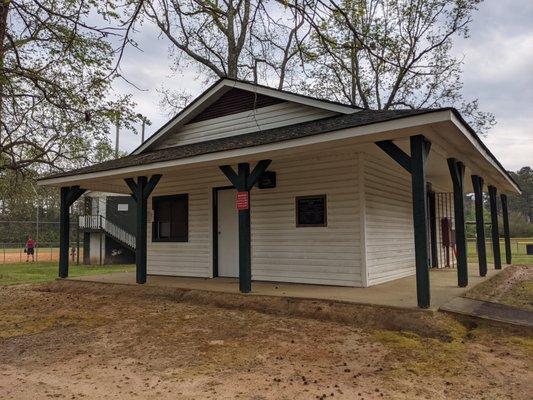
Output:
(0, 1), (8, 65)
(0, 0), (9, 131)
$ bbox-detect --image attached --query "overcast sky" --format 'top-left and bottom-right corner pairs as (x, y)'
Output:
(112, 0), (532, 171)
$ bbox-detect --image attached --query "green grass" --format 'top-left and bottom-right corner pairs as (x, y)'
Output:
(467, 238), (533, 265)
(0, 262), (134, 285)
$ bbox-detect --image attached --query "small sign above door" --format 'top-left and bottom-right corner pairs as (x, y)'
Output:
(236, 191), (249, 210)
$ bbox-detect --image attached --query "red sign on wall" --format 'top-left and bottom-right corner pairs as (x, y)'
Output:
(236, 191), (249, 210)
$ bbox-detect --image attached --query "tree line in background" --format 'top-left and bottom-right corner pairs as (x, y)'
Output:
(0, 0), (530, 239)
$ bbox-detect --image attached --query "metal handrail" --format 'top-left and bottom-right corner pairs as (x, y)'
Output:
(78, 215), (136, 249)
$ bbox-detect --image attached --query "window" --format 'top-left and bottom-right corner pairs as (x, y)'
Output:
(117, 204), (128, 212)
(295, 195), (327, 227)
(152, 194), (188, 242)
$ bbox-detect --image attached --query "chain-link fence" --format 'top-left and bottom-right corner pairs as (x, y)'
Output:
(0, 241), (84, 264)
(0, 219), (83, 264)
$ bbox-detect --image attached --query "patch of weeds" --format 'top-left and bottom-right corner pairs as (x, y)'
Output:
(0, 310), (109, 338)
(372, 328), (468, 378)
(500, 279), (533, 311)
(505, 336), (533, 358)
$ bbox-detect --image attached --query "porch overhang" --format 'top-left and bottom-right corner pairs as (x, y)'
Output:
(38, 108), (520, 196)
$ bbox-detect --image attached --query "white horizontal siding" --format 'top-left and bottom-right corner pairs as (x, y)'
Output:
(251, 151), (362, 286)
(146, 147), (363, 286)
(363, 153), (415, 285)
(146, 170), (226, 277)
(153, 102), (336, 149)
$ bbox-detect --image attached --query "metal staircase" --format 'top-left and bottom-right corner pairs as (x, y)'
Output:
(79, 215), (136, 250)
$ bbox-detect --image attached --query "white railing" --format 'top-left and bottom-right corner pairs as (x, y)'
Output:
(79, 215), (136, 250)
(79, 215), (100, 230)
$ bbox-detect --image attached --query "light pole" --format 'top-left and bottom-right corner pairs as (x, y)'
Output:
(136, 114), (151, 144)
(115, 114), (120, 158)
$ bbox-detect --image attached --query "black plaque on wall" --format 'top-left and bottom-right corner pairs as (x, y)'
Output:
(295, 195), (327, 227)
(258, 171), (276, 189)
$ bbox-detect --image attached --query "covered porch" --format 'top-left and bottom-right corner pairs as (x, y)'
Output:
(39, 108), (520, 309)
(67, 265), (505, 310)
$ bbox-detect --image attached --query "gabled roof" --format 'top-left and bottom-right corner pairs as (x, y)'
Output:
(132, 78), (360, 154)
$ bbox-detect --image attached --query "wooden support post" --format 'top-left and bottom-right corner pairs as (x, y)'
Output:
(376, 136), (432, 308)
(59, 186), (86, 278)
(125, 175), (162, 284)
(237, 163), (251, 292)
(219, 160), (272, 293)
(500, 193), (512, 264)
(59, 187), (70, 278)
(471, 175), (487, 276)
(410, 135), (431, 308)
(488, 185), (502, 269)
(428, 190), (438, 268)
(447, 159), (468, 287)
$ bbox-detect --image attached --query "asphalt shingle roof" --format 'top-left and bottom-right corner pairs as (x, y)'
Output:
(40, 108), (442, 180)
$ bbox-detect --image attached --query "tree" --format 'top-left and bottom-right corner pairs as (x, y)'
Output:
(293, 0), (495, 134)
(508, 166), (533, 223)
(143, 0), (309, 113)
(0, 0), (139, 175)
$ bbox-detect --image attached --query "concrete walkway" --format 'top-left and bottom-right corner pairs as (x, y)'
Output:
(440, 297), (533, 327)
(68, 266), (504, 310)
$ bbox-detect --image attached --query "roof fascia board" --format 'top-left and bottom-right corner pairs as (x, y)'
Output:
(228, 80), (358, 115)
(448, 110), (521, 194)
(39, 111), (451, 186)
(133, 80), (229, 154)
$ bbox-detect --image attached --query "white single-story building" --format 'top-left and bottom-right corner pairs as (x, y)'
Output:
(38, 78), (520, 308)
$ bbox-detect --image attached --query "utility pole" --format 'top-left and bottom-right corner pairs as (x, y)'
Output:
(136, 114), (151, 145)
(141, 118), (146, 143)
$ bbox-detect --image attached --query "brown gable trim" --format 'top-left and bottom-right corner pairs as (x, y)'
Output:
(188, 88), (284, 124)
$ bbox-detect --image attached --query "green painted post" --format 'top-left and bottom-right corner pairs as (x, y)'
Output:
(500, 194), (512, 264)
(471, 175), (487, 276)
(125, 175), (161, 285)
(219, 160), (272, 294)
(448, 159), (468, 287)
(59, 187), (70, 278)
(488, 185), (502, 269)
(237, 163), (251, 293)
(410, 135), (431, 308)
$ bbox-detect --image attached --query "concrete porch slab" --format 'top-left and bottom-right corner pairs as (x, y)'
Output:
(67, 265), (505, 310)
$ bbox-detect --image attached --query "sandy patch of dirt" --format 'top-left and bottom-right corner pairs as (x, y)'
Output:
(465, 265), (533, 310)
(0, 281), (531, 399)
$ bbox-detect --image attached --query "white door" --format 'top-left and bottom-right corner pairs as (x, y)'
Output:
(217, 189), (239, 277)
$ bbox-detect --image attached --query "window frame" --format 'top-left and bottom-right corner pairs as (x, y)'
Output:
(151, 194), (189, 242)
(295, 194), (328, 228)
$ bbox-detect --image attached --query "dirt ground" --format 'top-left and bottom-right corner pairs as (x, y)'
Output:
(0, 281), (531, 400)
(466, 265), (533, 310)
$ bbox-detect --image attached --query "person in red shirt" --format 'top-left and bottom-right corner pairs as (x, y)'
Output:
(25, 236), (36, 262)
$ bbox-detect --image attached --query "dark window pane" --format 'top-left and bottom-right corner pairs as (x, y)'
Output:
(152, 194), (188, 242)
